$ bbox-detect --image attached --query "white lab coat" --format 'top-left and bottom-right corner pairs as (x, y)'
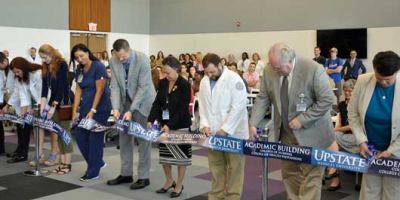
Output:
(237, 59), (250, 72)
(8, 70), (42, 115)
(254, 60), (265, 76)
(198, 67), (249, 139)
(26, 56), (42, 65)
(0, 70), (6, 104)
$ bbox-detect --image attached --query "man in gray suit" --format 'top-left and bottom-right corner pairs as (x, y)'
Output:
(107, 39), (156, 190)
(250, 43), (335, 200)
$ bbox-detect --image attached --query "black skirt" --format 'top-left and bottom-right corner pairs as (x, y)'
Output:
(159, 143), (192, 166)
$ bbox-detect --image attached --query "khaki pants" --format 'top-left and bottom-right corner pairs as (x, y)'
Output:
(360, 173), (400, 200)
(281, 130), (325, 200)
(208, 149), (245, 200)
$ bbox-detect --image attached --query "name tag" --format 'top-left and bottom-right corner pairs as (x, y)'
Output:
(77, 74), (83, 83)
(162, 109), (170, 120)
(296, 103), (307, 112)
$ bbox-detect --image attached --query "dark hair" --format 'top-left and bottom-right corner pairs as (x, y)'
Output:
(30, 47), (37, 51)
(314, 46), (321, 50)
(162, 55), (181, 72)
(113, 39), (130, 52)
(249, 62), (256, 66)
(202, 53), (221, 68)
(230, 62), (237, 67)
(372, 51), (400, 77)
(70, 43), (99, 70)
(150, 55), (155, 60)
(157, 51), (164, 60)
(242, 52), (249, 60)
(10, 57), (42, 83)
(0, 52), (6, 63)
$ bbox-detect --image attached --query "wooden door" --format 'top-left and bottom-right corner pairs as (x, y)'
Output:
(91, 0), (111, 32)
(88, 34), (107, 54)
(69, 0), (91, 31)
(70, 32), (89, 51)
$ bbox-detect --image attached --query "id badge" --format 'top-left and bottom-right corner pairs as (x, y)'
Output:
(296, 103), (307, 112)
(162, 109), (170, 120)
(296, 93), (307, 112)
(77, 74), (83, 83)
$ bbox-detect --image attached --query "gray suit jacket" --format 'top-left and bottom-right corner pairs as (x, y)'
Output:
(110, 50), (156, 117)
(250, 57), (335, 149)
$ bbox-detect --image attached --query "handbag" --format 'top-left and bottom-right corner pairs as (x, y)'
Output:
(57, 89), (74, 121)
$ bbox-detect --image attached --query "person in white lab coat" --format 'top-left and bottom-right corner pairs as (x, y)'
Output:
(0, 52), (8, 156)
(4, 57), (42, 163)
(198, 53), (249, 200)
(26, 47), (42, 65)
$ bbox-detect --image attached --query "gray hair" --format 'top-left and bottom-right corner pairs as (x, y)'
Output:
(343, 79), (356, 90)
(269, 43), (296, 64)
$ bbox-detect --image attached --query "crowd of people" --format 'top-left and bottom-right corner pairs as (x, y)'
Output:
(0, 39), (399, 200)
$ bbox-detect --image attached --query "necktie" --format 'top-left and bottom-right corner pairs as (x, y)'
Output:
(280, 76), (289, 132)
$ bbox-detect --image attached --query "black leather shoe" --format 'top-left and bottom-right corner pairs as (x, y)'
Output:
(170, 185), (184, 198)
(6, 152), (16, 158)
(156, 181), (176, 193)
(130, 179), (150, 190)
(107, 175), (133, 185)
(6, 155), (27, 163)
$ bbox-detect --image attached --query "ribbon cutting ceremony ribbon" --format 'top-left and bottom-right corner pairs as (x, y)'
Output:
(2, 114), (400, 178)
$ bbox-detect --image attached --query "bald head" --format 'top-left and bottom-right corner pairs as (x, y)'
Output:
(268, 42), (296, 76)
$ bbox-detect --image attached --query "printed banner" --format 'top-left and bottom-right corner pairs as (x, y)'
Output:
(2, 113), (400, 178)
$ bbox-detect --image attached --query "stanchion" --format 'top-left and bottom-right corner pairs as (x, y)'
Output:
(260, 125), (271, 200)
(24, 105), (49, 176)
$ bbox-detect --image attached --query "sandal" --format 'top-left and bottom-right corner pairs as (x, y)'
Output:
(44, 153), (58, 166)
(29, 153), (45, 167)
(57, 163), (72, 175)
(52, 163), (64, 173)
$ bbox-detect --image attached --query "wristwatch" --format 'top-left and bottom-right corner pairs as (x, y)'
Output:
(91, 108), (97, 113)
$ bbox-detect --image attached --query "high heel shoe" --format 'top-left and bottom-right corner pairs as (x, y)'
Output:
(170, 185), (184, 198)
(156, 181), (176, 193)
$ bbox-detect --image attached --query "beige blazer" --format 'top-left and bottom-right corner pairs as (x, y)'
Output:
(348, 72), (400, 157)
(250, 57), (336, 149)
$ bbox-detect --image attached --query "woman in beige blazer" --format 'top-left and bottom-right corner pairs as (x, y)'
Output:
(348, 51), (400, 200)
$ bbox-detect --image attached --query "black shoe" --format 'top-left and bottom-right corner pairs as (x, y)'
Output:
(6, 152), (16, 158)
(327, 182), (341, 191)
(156, 181), (176, 193)
(324, 171), (339, 180)
(130, 179), (150, 190)
(170, 185), (184, 198)
(107, 175), (133, 185)
(80, 175), (99, 182)
(6, 155), (27, 163)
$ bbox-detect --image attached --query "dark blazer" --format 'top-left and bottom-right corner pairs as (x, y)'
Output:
(148, 76), (191, 130)
(342, 58), (366, 80)
(41, 61), (71, 106)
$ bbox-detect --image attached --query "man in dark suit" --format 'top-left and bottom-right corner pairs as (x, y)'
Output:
(342, 50), (367, 81)
(250, 43), (335, 200)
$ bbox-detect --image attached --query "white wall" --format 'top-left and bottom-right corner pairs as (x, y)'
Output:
(0, 26), (150, 62)
(150, 27), (400, 72)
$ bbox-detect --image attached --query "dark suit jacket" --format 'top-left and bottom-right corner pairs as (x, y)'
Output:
(342, 58), (366, 80)
(148, 76), (191, 129)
